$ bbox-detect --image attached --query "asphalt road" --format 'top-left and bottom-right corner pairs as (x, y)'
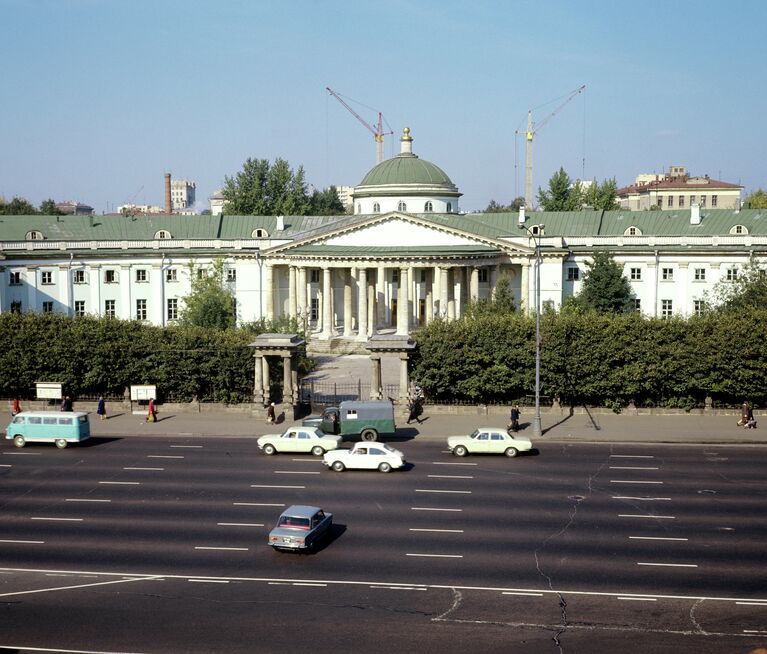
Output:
(1, 436), (766, 654)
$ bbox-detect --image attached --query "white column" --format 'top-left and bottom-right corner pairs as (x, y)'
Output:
(367, 281), (375, 336)
(425, 269), (434, 323)
(298, 266), (307, 319)
(441, 267), (450, 320)
(288, 265), (297, 317)
(470, 266), (479, 302)
(396, 267), (409, 335)
(321, 266), (332, 338)
(520, 261), (530, 314)
(490, 265), (500, 299)
(343, 268), (353, 337)
(409, 265), (417, 326)
(376, 264), (386, 328)
(357, 267), (368, 341)
(433, 265), (442, 317)
(264, 263), (274, 321)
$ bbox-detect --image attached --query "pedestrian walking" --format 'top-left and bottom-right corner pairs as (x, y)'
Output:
(146, 398), (157, 423)
(12, 397), (21, 416)
(97, 396), (107, 421)
(266, 402), (276, 424)
(406, 397), (423, 424)
(61, 396), (73, 412)
(738, 401), (750, 427)
(508, 405), (521, 432)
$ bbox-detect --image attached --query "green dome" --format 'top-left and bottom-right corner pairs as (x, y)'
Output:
(358, 153), (456, 188)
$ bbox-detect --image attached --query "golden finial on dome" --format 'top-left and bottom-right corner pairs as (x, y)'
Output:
(401, 127), (412, 140)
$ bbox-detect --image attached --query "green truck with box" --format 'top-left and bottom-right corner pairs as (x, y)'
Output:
(302, 400), (396, 442)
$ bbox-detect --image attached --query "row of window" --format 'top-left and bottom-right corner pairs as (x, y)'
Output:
(26, 298), (180, 321)
(566, 266), (740, 282)
(364, 201), (453, 214)
(24, 228), (271, 241)
(10, 268), (236, 286)
(659, 195), (718, 209)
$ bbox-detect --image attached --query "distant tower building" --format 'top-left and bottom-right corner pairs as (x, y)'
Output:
(334, 186), (355, 213)
(210, 189), (225, 216)
(171, 179), (196, 211)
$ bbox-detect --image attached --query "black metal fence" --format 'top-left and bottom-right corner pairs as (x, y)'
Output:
(299, 380), (400, 412)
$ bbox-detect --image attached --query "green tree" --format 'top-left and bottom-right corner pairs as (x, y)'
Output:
(583, 178), (620, 210)
(0, 196), (37, 215)
(178, 259), (236, 329)
(39, 198), (64, 215)
(709, 258), (767, 312)
(310, 186), (345, 215)
(744, 189), (767, 209)
(484, 197), (526, 213)
(465, 275), (516, 317)
(537, 167), (583, 211)
(575, 251), (634, 313)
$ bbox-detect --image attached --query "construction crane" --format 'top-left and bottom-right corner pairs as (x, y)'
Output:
(326, 87), (393, 165)
(518, 85), (586, 209)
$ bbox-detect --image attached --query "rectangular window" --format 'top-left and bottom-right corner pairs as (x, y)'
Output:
(694, 268), (706, 281)
(633, 298), (641, 313)
(166, 268), (177, 282)
(690, 195), (696, 207)
(478, 269), (488, 283)
(10, 301), (21, 313)
(310, 269), (320, 284)
(167, 298), (178, 321)
(197, 268), (206, 280)
(661, 299), (673, 318)
(694, 299), (706, 315)
(74, 300), (85, 317)
(726, 268), (738, 281)
(678, 195), (684, 208)
(630, 267), (642, 281)
(667, 196), (673, 208)
(9, 271), (21, 285)
(662, 267), (673, 281)
(42, 301), (53, 314)
(700, 195), (706, 207)
(226, 268), (236, 282)
(104, 299), (116, 318)
(310, 298), (319, 321)
(73, 270), (85, 284)
(104, 269), (117, 284)
(392, 269), (400, 283)
(712, 195), (718, 207)
(567, 267), (580, 281)
(135, 269), (147, 283)
(136, 299), (147, 320)
(41, 271), (53, 285)
(420, 270), (428, 283)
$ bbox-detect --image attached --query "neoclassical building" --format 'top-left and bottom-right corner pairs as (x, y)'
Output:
(1, 130), (765, 338)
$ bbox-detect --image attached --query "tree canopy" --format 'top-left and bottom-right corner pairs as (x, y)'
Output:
(573, 251), (634, 313)
(708, 258), (767, 312)
(537, 168), (583, 211)
(583, 178), (620, 210)
(484, 197), (526, 213)
(744, 189), (767, 209)
(0, 196), (38, 215)
(222, 157), (343, 216)
(178, 259), (236, 330)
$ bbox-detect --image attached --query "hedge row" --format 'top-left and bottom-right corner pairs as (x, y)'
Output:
(411, 310), (767, 408)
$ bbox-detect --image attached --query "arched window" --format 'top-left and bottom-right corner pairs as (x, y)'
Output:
(447, 202), (452, 213)
(424, 201), (433, 212)
(251, 228), (269, 238)
(729, 224), (749, 235)
(154, 230), (172, 239)
(373, 202), (380, 213)
(25, 230), (43, 240)
(398, 201), (407, 212)
(624, 226), (642, 236)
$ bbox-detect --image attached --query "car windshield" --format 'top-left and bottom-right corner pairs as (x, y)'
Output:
(278, 516), (311, 530)
(469, 430), (480, 439)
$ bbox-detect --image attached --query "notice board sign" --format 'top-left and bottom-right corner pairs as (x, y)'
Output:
(130, 385), (157, 401)
(36, 382), (63, 399)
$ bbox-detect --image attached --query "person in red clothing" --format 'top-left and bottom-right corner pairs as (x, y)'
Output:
(147, 398), (157, 423)
(12, 398), (21, 415)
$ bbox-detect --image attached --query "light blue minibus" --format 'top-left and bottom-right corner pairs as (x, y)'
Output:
(5, 411), (91, 448)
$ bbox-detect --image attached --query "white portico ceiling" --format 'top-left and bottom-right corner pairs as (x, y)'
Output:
(326, 218), (476, 247)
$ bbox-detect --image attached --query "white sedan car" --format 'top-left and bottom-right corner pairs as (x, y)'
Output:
(447, 427), (533, 457)
(257, 427), (342, 456)
(323, 442), (406, 473)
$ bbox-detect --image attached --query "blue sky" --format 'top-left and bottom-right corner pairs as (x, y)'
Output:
(2, 0), (766, 213)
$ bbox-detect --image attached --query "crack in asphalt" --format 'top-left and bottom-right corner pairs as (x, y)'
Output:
(689, 598), (708, 635)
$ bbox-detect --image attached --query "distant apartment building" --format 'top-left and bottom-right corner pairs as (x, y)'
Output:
(617, 166), (742, 211)
(210, 190), (224, 216)
(334, 185), (354, 212)
(55, 201), (94, 215)
(115, 204), (165, 216)
(171, 179), (196, 212)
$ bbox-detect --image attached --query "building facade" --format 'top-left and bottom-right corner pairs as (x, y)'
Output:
(171, 179), (196, 212)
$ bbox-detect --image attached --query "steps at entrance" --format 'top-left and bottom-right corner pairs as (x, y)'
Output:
(306, 337), (369, 356)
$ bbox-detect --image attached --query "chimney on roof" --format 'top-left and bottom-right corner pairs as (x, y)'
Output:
(518, 206), (525, 224)
(276, 216), (285, 231)
(690, 202), (701, 225)
(165, 173), (172, 214)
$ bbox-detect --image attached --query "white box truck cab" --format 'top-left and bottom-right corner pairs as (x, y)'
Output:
(302, 400), (396, 442)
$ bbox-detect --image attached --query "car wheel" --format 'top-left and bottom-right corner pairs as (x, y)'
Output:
(263, 444), (276, 455)
(378, 462), (392, 473)
(311, 445), (325, 456)
(505, 447), (519, 457)
(360, 429), (378, 442)
(453, 445), (468, 457)
(55, 439), (67, 449)
(13, 435), (25, 448)
(331, 460), (345, 472)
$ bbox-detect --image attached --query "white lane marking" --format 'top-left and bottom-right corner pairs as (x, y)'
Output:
(0, 539), (45, 544)
(188, 579), (229, 584)
(502, 591), (543, 597)
(618, 597), (657, 602)
(611, 480), (663, 484)
(31, 517), (83, 522)
(194, 546), (249, 551)
(268, 582), (290, 585)
(612, 496), (671, 501)
(610, 455), (654, 458)
(411, 507), (462, 512)
(2, 566), (767, 604)
(171, 445), (202, 448)
(274, 471), (321, 475)
(406, 553), (463, 558)
(2, 451), (41, 455)
(619, 514), (675, 519)
(0, 464), (11, 467)
(370, 585), (427, 591)
(217, 523), (264, 527)
(410, 528), (464, 533)
(99, 481), (140, 485)
(637, 562), (698, 568)
(414, 489), (471, 494)
(65, 499), (111, 503)
(123, 467), (164, 471)
(737, 603), (767, 607)
(630, 536), (688, 541)
(0, 573), (164, 599)
(292, 582), (327, 587)
(234, 502), (285, 507)
(744, 629), (767, 633)
(427, 475), (474, 479)
(0, 647), (144, 654)
(250, 484), (305, 489)
(147, 455), (184, 459)
(431, 462), (477, 466)
(290, 458), (318, 462)
(609, 466), (659, 470)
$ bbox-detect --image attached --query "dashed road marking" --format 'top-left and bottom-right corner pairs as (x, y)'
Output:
(431, 462), (477, 466)
(123, 467), (164, 471)
(0, 539), (44, 544)
(629, 536), (688, 541)
(148, 455), (184, 459)
(274, 470), (321, 475)
(610, 455), (654, 458)
(609, 466), (659, 470)
(194, 546), (249, 552)
(612, 496), (671, 501)
(99, 481), (140, 485)
(31, 517), (83, 522)
(619, 514), (675, 519)
(414, 489), (471, 494)
(427, 474), (474, 479)
(217, 522), (264, 527)
(171, 445), (203, 448)
(65, 499), (111, 503)
(234, 502), (285, 507)
(406, 553), (463, 559)
(611, 480), (663, 484)
(637, 562), (697, 568)
(502, 591), (543, 597)
(410, 528), (464, 533)
(250, 484), (305, 489)
(618, 596), (657, 602)
(411, 507), (462, 512)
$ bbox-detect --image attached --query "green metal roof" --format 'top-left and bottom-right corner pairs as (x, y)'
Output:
(286, 244), (499, 257)
(358, 153), (457, 189)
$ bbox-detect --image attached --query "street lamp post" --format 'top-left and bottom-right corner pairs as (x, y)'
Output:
(519, 224), (544, 439)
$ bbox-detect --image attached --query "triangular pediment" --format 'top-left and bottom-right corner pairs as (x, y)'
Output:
(325, 217), (476, 247)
